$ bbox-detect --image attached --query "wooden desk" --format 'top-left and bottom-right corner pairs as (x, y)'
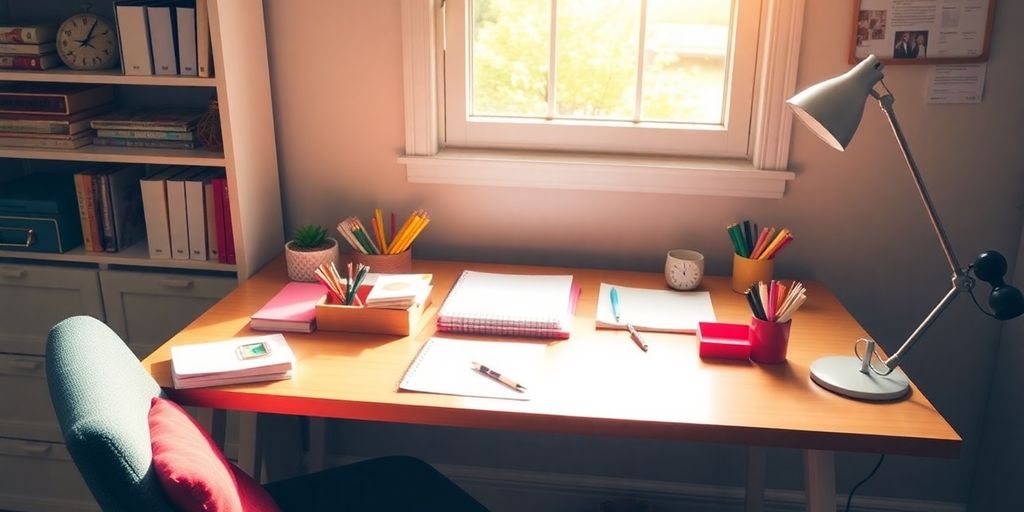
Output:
(142, 256), (960, 511)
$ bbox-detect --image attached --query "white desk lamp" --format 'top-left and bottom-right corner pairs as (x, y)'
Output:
(786, 54), (1024, 401)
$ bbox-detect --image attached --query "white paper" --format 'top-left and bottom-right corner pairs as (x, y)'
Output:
(399, 337), (546, 400)
(595, 283), (716, 334)
(927, 63), (986, 103)
(854, 0), (989, 60)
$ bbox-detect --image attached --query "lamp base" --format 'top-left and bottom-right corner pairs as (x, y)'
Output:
(810, 355), (910, 401)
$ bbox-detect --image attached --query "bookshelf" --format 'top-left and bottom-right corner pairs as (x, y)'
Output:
(0, 2), (283, 510)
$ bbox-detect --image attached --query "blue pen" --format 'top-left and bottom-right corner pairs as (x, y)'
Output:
(609, 287), (648, 352)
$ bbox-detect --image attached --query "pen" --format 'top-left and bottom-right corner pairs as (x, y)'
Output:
(471, 361), (526, 392)
(610, 287), (622, 322)
(626, 323), (649, 352)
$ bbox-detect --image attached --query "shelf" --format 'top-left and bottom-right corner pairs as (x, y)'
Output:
(0, 68), (216, 87)
(0, 240), (237, 272)
(0, 144), (225, 166)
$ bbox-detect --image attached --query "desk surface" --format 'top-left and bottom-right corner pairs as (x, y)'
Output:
(142, 256), (960, 458)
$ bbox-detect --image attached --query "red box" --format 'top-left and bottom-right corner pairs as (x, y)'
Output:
(697, 322), (751, 360)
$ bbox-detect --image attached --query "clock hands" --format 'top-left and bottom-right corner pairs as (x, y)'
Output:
(75, 20), (98, 48)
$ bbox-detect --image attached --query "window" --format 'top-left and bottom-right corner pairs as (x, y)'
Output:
(445, 0), (757, 158)
(399, 0), (805, 198)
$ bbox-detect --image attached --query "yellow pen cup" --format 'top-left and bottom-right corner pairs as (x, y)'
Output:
(731, 254), (774, 293)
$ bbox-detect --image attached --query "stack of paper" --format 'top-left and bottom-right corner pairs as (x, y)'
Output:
(595, 283), (716, 333)
(171, 334), (295, 389)
(364, 273), (433, 309)
(437, 270), (579, 338)
(399, 337), (546, 401)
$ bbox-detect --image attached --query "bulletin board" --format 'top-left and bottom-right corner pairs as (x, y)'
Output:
(850, 0), (995, 65)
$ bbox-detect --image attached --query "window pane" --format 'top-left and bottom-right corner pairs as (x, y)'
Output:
(641, 0), (730, 124)
(471, 0), (551, 117)
(555, 0), (640, 120)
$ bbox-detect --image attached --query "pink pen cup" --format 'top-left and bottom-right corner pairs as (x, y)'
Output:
(748, 317), (792, 364)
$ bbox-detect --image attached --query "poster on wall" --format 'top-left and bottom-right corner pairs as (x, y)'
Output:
(851, 0), (995, 64)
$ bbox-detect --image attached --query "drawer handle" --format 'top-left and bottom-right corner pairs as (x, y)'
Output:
(15, 442), (52, 455)
(159, 278), (194, 289)
(0, 227), (35, 248)
(11, 358), (43, 372)
(0, 267), (27, 278)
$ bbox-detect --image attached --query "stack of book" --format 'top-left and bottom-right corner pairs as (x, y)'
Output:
(140, 166), (235, 262)
(436, 271), (580, 339)
(170, 334), (296, 389)
(364, 274), (434, 309)
(91, 108), (205, 150)
(72, 165), (148, 253)
(0, 23), (60, 70)
(0, 83), (114, 149)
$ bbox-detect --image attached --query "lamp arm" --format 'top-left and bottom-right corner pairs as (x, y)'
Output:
(872, 91), (963, 276)
(878, 284), (963, 372)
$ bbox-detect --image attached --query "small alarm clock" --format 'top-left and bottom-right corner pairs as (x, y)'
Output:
(665, 249), (705, 290)
(56, 11), (119, 70)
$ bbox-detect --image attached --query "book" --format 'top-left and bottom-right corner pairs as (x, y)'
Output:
(102, 165), (148, 252)
(364, 273), (434, 309)
(0, 53), (61, 70)
(399, 337), (546, 401)
(595, 283), (717, 334)
(95, 128), (196, 141)
(0, 105), (114, 135)
(0, 42), (57, 55)
(249, 282), (328, 333)
(114, 0), (155, 75)
(170, 333), (296, 389)
(0, 132), (92, 149)
(92, 136), (198, 150)
(0, 83), (114, 116)
(73, 172), (96, 252)
(437, 271), (576, 334)
(147, 4), (179, 75)
(218, 175), (235, 264)
(91, 108), (205, 131)
(176, 5), (198, 76)
(95, 170), (115, 251)
(0, 24), (57, 44)
(139, 166), (184, 259)
(0, 129), (94, 140)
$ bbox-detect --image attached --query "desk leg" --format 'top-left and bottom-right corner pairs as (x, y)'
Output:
(237, 412), (262, 482)
(193, 408), (227, 451)
(307, 418), (327, 472)
(745, 446), (766, 512)
(804, 449), (836, 512)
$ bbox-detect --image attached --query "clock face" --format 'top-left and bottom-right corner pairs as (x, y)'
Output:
(57, 14), (119, 70)
(668, 261), (702, 290)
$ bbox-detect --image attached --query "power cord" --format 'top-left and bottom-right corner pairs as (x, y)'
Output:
(845, 454), (885, 512)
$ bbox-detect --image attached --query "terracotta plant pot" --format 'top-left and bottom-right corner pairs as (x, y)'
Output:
(285, 238), (339, 282)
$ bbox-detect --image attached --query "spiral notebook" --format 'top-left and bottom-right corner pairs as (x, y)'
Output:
(398, 337), (546, 400)
(437, 270), (576, 338)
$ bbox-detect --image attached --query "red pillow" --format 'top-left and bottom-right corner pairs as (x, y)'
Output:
(148, 397), (280, 512)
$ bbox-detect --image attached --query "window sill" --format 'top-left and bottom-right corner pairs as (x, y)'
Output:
(399, 149), (795, 199)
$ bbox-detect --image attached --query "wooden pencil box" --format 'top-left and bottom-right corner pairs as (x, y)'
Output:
(315, 296), (430, 336)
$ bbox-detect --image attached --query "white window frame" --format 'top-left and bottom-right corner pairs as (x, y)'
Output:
(399, 0), (804, 199)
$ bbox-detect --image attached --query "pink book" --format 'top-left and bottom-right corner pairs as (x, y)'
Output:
(249, 282), (328, 333)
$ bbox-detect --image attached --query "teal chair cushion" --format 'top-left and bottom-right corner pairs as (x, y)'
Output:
(46, 315), (176, 512)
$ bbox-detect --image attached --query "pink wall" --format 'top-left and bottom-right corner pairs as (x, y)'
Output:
(264, 0), (1024, 506)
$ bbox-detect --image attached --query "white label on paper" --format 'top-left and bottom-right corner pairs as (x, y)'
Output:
(927, 63), (986, 103)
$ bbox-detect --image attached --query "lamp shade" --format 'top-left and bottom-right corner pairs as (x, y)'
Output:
(786, 55), (885, 151)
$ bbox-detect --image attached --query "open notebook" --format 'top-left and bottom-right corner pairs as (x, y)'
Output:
(399, 337), (547, 401)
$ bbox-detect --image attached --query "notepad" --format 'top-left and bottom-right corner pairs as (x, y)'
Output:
(399, 337), (546, 400)
(249, 282), (327, 333)
(595, 283), (716, 333)
(437, 270), (576, 338)
(171, 334), (296, 389)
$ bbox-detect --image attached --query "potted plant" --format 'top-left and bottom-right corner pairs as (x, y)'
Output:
(285, 224), (338, 282)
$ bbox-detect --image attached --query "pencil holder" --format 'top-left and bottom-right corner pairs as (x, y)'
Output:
(748, 317), (791, 364)
(731, 254), (774, 294)
(348, 249), (413, 274)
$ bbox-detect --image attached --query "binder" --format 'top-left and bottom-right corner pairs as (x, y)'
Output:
(184, 168), (213, 260)
(203, 169), (224, 260)
(114, 0), (155, 75)
(139, 166), (182, 259)
(175, 4), (197, 76)
(147, 4), (179, 75)
(196, 0), (212, 77)
(165, 167), (206, 259)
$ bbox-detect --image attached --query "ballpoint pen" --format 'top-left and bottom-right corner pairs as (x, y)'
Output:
(610, 287), (649, 352)
(471, 361), (527, 392)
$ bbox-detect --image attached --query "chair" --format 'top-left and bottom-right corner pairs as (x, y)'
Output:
(46, 315), (489, 512)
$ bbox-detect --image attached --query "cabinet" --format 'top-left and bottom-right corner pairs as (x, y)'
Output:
(0, 2), (283, 510)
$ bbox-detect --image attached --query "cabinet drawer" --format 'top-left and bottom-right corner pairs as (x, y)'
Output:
(0, 437), (97, 512)
(99, 270), (236, 358)
(0, 354), (61, 442)
(0, 264), (103, 356)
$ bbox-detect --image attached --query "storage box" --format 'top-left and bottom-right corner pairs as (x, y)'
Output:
(697, 322), (751, 360)
(0, 173), (82, 253)
(315, 295), (431, 336)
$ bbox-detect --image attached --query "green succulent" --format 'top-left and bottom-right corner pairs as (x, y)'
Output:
(291, 224), (329, 250)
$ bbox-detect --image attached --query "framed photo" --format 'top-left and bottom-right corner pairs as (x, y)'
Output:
(850, 0), (995, 65)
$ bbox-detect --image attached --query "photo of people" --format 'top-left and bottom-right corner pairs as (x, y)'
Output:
(857, 9), (887, 46)
(893, 30), (928, 59)
(914, 31), (928, 58)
